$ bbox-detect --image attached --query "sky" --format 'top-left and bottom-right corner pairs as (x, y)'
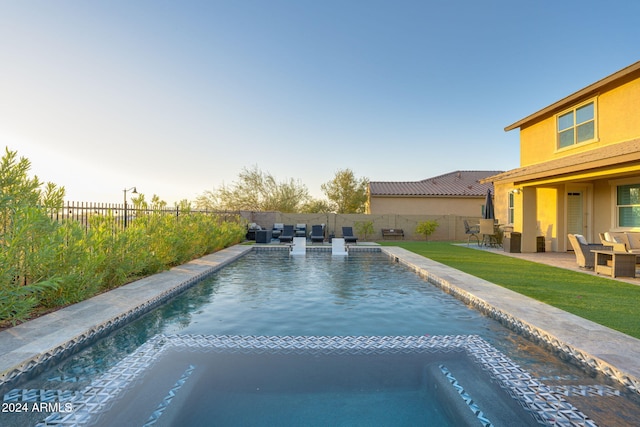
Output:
(1, 0), (639, 204)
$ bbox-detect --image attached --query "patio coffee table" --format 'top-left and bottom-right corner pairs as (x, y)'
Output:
(591, 249), (637, 278)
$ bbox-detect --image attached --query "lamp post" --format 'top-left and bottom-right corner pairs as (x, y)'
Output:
(123, 186), (137, 228)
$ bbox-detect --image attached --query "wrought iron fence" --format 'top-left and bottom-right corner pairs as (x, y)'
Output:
(47, 201), (241, 231)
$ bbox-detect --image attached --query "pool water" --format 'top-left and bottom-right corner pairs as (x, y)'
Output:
(6, 250), (634, 426)
(98, 347), (534, 427)
(160, 251), (506, 337)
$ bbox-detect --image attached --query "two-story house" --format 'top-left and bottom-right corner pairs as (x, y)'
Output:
(484, 60), (640, 252)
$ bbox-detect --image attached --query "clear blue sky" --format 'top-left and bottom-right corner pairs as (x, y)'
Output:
(1, 0), (638, 204)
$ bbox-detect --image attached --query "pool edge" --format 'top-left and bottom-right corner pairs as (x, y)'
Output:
(0, 245), (253, 393)
(380, 246), (640, 396)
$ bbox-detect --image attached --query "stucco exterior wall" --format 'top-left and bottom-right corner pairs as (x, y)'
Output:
(519, 74), (640, 166)
(368, 196), (485, 217)
(592, 180), (613, 234)
(491, 182), (512, 227)
(599, 77), (640, 145)
(536, 187), (558, 251)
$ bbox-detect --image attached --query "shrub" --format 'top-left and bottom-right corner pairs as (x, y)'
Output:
(354, 220), (374, 241)
(0, 148), (246, 324)
(415, 220), (439, 241)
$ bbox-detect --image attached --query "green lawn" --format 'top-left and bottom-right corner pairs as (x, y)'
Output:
(379, 241), (640, 339)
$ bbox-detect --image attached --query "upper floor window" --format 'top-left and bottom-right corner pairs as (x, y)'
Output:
(557, 101), (596, 149)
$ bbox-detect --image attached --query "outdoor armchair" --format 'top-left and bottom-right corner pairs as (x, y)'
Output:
(568, 234), (606, 269)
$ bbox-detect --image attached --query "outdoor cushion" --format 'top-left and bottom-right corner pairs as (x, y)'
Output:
(575, 234), (588, 245)
(625, 232), (640, 249)
(610, 232), (630, 249)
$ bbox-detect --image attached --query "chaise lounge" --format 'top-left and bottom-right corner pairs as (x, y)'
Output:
(342, 226), (358, 244)
(278, 225), (295, 244)
(310, 225), (325, 243)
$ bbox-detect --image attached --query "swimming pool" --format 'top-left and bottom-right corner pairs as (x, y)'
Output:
(3, 249), (638, 426)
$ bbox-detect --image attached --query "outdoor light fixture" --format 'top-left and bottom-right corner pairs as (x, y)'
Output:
(511, 188), (522, 195)
(123, 186), (138, 228)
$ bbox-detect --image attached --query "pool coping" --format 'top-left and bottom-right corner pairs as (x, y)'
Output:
(0, 244), (253, 392)
(379, 246), (640, 395)
(0, 244), (639, 398)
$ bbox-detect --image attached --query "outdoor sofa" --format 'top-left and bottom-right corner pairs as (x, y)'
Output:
(599, 231), (640, 254)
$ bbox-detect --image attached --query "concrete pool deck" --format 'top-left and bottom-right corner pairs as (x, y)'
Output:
(0, 242), (639, 401)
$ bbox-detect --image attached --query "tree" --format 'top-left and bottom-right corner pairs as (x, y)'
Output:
(151, 194), (168, 210)
(195, 166), (311, 212)
(300, 198), (333, 213)
(321, 169), (369, 214)
(194, 189), (219, 211)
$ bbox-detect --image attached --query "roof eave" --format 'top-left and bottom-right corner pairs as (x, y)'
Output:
(504, 60), (640, 132)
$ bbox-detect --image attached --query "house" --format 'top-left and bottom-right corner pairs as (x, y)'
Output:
(368, 170), (501, 216)
(483, 60), (640, 252)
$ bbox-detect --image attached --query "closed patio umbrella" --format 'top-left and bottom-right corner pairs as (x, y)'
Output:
(483, 189), (494, 220)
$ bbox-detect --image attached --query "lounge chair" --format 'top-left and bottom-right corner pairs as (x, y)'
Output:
(310, 225), (325, 243)
(294, 223), (307, 238)
(272, 223), (284, 239)
(278, 225), (295, 244)
(463, 220), (480, 246)
(568, 234), (606, 269)
(342, 226), (358, 244)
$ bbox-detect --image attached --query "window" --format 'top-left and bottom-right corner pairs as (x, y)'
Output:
(557, 101), (596, 148)
(617, 184), (640, 227)
(507, 192), (515, 224)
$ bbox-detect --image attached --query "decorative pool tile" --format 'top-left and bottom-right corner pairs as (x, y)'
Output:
(389, 252), (640, 396)
(26, 334), (604, 426)
(142, 364), (195, 427)
(439, 364), (494, 427)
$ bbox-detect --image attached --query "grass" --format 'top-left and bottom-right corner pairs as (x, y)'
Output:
(379, 241), (640, 339)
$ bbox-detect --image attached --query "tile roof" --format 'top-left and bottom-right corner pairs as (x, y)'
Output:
(482, 138), (640, 184)
(369, 171), (502, 197)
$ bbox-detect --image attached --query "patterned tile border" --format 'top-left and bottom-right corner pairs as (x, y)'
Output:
(384, 249), (640, 396)
(25, 334), (601, 426)
(252, 244), (381, 253)
(439, 364), (494, 427)
(142, 364), (195, 427)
